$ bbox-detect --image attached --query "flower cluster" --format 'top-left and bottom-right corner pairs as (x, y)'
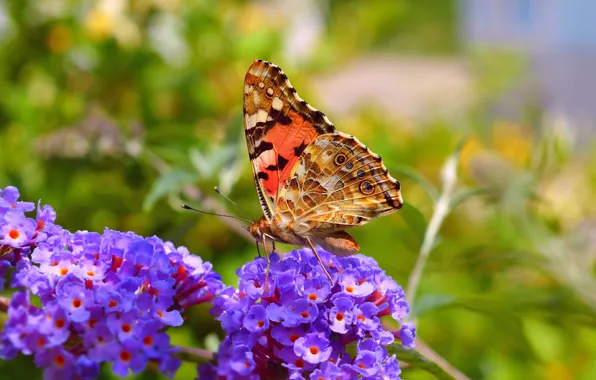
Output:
(0, 186), (53, 291)
(203, 249), (416, 379)
(0, 186), (225, 379)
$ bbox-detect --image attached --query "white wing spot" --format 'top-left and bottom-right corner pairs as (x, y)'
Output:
(244, 84), (253, 95)
(272, 97), (283, 111)
(245, 113), (257, 130)
(256, 109), (268, 123)
(267, 88), (274, 96)
(258, 82), (265, 89)
(306, 104), (318, 112)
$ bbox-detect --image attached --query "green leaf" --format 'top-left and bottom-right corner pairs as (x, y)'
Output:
(204, 333), (221, 354)
(399, 203), (428, 247)
(449, 187), (486, 210)
(412, 293), (457, 318)
(143, 169), (198, 212)
(388, 344), (457, 380)
(392, 165), (440, 203)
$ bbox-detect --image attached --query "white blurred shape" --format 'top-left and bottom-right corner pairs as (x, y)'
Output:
(148, 12), (190, 67)
(280, 0), (324, 64)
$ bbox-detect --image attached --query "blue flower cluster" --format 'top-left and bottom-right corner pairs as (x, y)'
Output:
(203, 248), (416, 379)
(0, 186), (225, 379)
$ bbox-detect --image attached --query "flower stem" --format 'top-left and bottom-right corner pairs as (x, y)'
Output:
(0, 295), (9, 313)
(173, 345), (215, 363)
(406, 153), (460, 307)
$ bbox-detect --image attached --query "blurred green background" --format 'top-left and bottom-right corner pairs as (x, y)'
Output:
(1, 0), (595, 379)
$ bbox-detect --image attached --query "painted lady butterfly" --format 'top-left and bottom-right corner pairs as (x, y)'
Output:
(244, 60), (403, 280)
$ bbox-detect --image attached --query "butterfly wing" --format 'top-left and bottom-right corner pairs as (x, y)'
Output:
(276, 132), (403, 236)
(243, 60), (335, 220)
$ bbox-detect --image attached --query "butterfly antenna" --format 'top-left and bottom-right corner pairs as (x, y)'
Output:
(181, 204), (253, 224)
(214, 187), (255, 220)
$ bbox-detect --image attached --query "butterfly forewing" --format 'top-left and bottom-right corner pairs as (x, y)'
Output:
(243, 60), (335, 220)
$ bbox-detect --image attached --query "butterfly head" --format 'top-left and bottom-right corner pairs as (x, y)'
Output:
(248, 216), (273, 241)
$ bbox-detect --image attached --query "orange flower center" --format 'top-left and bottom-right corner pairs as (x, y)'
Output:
(336, 312), (344, 321)
(8, 229), (19, 239)
(59, 268), (68, 276)
(54, 354), (66, 367)
(308, 293), (317, 301)
(345, 286), (354, 293)
(72, 299), (82, 308)
(121, 324), (132, 333)
(257, 320), (264, 328)
(309, 346), (319, 355)
(55, 318), (65, 329)
(289, 334), (299, 342)
(120, 350), (131, 362)
(300, 311), (309, 318)
(143, 335), (153, 346)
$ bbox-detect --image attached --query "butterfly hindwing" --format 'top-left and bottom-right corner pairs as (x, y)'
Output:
(276, 132), (403, 235)
(243, 60), (335, 220)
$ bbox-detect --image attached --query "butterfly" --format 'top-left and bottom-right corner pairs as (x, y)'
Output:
(244, 60), (403, 281)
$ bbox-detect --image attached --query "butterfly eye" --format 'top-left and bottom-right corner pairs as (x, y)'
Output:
(334, 154), (347, 166)
(359, 181), (375, 195)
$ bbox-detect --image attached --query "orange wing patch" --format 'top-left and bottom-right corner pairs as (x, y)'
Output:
(255, 111), (319, 196)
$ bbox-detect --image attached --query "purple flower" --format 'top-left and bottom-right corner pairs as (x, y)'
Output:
(0, 210), (37, 248)
(339, 268), (374, 297)
(294, 333), (332, 364)
(309, 362), (344, 380)
(0, 186), (35, 213)
(301, 277), (330, 303)
(56, 275), (94, 323)
(243, 304), (270, 333)
(328, 296), (354, 334)
(206, 248), (414, 379)
(34, 346), (75, 380)
(279, 346), (316, 372)
(0, 186), (224, 379)
(229, 345), (256, 376)
(354, 302), (380, 331)
(399, 322), (417, 348)
(271, 325), (305, 346)
(111, 339), (148, 377)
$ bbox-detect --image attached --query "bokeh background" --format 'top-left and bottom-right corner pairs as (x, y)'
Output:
(1, 0), (596, 379)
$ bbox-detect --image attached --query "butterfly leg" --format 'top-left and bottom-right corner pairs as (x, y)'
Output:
(305, 237), (333, 282)
(255, 240), (262, 258)
(261, 234), (272, 293)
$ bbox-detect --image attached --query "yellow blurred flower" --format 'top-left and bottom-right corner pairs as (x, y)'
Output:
(459, 134), (483, 173)
(538, 163), (594, 228)
(236, 2), (285, 34)
(492, 121), (533, 167)
(84, 8), (114, 40)
(47, 24), (72, 53)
